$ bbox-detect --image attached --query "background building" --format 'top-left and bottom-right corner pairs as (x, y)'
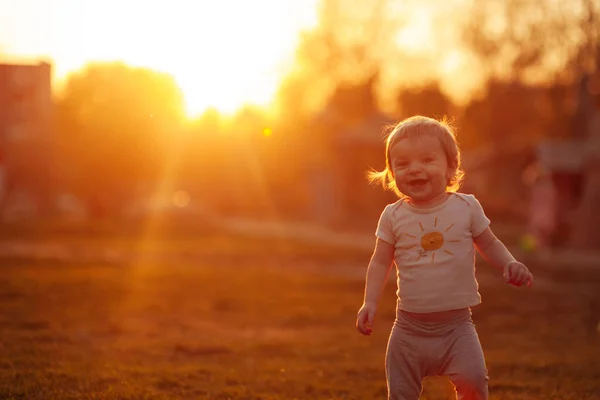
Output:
(0, 61), (54, 219)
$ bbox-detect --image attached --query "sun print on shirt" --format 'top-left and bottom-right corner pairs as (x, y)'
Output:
(401, 217), (461, 263)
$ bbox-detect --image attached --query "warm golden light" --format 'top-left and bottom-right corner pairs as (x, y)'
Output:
(0, 0), (319, 117)
(172, 190), (190, 208)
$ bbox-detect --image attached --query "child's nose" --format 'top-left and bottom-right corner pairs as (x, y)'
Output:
(408, 162), (423, 173)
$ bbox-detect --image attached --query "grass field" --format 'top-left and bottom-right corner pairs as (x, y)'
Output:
(1, 233), (599, 399)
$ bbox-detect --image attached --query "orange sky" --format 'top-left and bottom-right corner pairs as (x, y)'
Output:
(0, 0), (321, 116)
(0, 0), (487, 116)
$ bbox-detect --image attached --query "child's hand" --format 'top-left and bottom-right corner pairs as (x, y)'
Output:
(356, 302), (377, 335)
(503, 261), (534, 288)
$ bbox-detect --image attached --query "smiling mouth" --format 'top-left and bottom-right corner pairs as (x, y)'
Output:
(408, 179), (429, 186)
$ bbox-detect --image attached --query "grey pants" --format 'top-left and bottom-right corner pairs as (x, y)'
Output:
(385, 308), (489, 400)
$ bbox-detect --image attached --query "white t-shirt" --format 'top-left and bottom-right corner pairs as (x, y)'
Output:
(375, 193), (491, 313)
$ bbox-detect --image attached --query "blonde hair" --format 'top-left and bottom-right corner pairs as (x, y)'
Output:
(368, 115), (464, 197)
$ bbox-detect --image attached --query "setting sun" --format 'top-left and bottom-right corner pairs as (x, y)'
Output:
(0, 0), (319, 117)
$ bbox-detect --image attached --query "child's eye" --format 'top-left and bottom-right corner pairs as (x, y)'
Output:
(423, 158), (435, 163)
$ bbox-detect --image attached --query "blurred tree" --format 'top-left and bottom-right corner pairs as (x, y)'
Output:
(275, 0), (403, 119)
(464, 0), (598, 83)
(463, 0), (600, 249)
(191, 107), (222, 136)
(55, 62), (186, 213)
(463, 0), (599, 141)
(267, 0), (405, 220)
(397, 82), (452, 120)
(274, 0), (406, 188)
(463, 0), (598, 138)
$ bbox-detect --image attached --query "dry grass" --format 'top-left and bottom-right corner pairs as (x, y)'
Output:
(0, 234), (599, 399)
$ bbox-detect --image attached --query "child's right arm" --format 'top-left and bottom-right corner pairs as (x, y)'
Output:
(356, 238), (395, 335)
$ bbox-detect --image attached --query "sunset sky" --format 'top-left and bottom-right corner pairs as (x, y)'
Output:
(0, 0), (492, 117)
(0, 0), (321, 116)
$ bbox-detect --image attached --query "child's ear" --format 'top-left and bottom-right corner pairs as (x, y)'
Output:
(446, 163), (457, 183)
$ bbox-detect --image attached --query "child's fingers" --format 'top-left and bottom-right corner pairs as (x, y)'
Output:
(367, 310), (375, 327)
(503, 263), (516, 283)
(356, 311), (370, 335)
(356, 310), (374, 335)
(511, 269), (533, 288)
(526, 272), (534, 288)
(504, 264), (532, 287)
(358, 323), (371, 335)
(504, 266), (514, 284)
(514, 268), (527, 285)
(519, 270), (530, 285)
(356, 314), (365, 332)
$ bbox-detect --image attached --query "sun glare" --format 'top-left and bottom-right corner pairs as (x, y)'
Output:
(1, 0), (319, 118)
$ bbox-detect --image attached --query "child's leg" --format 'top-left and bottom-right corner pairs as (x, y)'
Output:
(439, 321), (488, 400)
(385, 320), (427, 400)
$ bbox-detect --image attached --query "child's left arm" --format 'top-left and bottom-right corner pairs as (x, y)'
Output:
(474, 227), (534, 288)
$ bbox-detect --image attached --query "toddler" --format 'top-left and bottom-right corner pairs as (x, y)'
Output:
(356, 116), (533, 400)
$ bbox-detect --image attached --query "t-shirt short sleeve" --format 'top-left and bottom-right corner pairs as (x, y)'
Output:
(375, 205), (395, 244)
(466, 194), (491, 237)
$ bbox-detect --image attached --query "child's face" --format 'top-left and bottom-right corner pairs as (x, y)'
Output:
(389, 134), (451, 204)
